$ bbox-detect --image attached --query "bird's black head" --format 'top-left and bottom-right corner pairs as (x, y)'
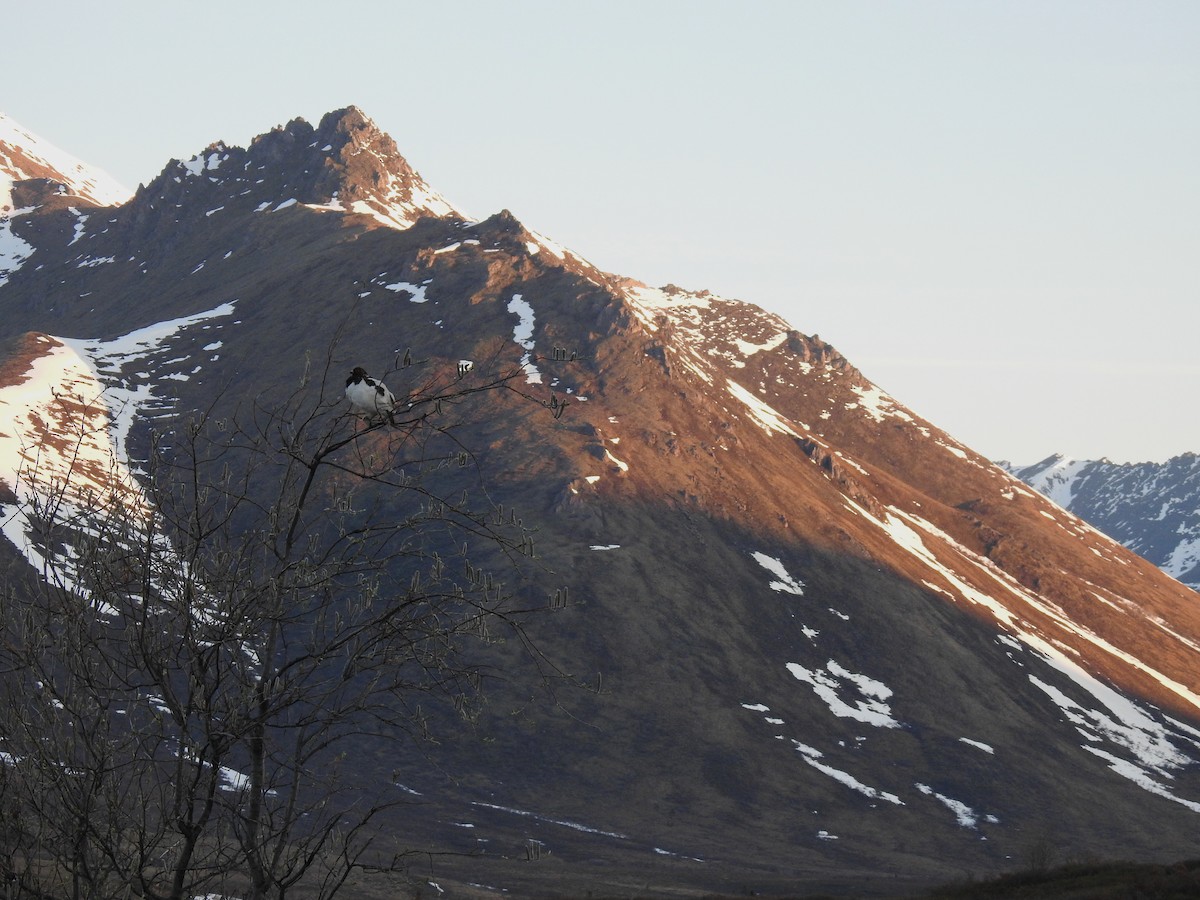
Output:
(347, 366), (368, 385)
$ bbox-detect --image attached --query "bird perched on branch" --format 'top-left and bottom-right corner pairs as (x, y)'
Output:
(345, 366), (396, 424)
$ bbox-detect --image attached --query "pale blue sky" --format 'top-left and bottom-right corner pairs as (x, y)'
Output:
(6, 1), (1198, 463)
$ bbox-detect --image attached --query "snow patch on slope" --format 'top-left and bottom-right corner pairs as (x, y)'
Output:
(1012, 455), (1092, 509)
(0, 213), (33, 286)
(383, 279), (431, 303)
(915, 783), (997, 828)
(846, 384), (921, 430)
(507, 294), (542, 384)
(791, 740), (904, 805)
(180, 149), (229, 178)
(751, 551), (805, 595)
(786, 660), (902, 729)
(727, 380), (805, 437)
(735, 331), (788, 358)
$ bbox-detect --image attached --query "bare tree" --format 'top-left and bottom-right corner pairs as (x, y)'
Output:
(0, 343), (562, 899)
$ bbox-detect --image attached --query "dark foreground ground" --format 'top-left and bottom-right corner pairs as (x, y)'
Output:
(332, 855), (1200, 899)
(926, 859), (1200, 899)
(331, 794), (1200, 899)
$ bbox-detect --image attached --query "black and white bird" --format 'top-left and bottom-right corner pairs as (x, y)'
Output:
(345, 366), (396, 424)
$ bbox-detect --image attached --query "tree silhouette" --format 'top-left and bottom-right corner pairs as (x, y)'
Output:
(0, 343), (561, 900)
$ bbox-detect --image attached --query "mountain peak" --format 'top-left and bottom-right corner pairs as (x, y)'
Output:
(0, 112), (130, 209)
(133, 106), (462, 232)
(316, 104), (376, 141)
(263, 105), (463, 228)
(252, 106), (380, 157)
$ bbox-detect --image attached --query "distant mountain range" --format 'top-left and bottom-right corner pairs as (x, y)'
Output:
(4, 107), (1200, 898)
(1005, 453), (1200, 591)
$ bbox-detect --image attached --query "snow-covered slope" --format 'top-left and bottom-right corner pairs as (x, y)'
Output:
(0, 112), (130, 208)
(1, 112), (131, 287)
(1007, 453), (1200, 590)
(0, 303), (238, 584)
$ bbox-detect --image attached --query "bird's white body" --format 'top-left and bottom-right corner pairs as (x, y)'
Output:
(345, 367), (396, 422)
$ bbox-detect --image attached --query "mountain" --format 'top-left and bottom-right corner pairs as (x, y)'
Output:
(4, 108), (1200, 898)
(1005, 453), (1200, 591)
